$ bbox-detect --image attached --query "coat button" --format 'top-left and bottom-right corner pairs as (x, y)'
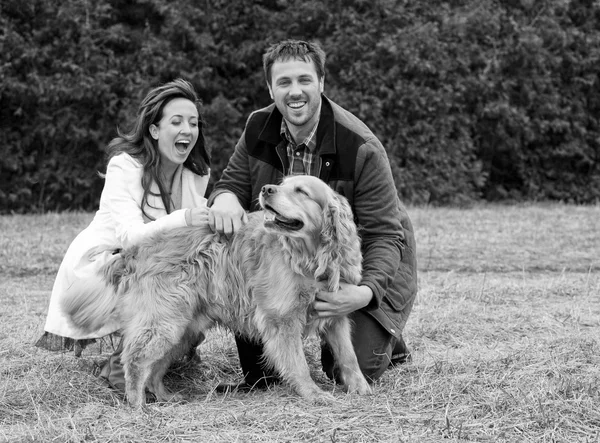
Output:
(390, 328), (396, 334)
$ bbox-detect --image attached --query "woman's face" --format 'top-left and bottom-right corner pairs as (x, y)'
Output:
(150, 97), (199, 171)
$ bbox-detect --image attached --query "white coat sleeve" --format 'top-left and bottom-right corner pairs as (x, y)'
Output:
(103, 154), (189, 249)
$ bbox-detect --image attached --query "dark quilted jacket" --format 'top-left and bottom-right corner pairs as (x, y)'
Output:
(209, 96), (418, 337)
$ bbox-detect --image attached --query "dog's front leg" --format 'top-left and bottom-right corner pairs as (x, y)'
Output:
(260, 318), (334, 403)
(323, 317), (372, 395)
(123, 352), (151, 408)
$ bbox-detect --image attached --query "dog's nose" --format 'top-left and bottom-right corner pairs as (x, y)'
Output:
(261, 185), (276, 196)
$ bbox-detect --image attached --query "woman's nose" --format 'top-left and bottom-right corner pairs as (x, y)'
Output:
(181, 122), (192, 134)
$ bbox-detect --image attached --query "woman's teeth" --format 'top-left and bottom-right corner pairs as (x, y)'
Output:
(175, 141), (189, 152)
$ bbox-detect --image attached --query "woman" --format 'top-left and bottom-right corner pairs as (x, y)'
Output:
(36, 78), (210, 393)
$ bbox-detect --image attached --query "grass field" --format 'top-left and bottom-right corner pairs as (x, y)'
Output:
(1, 204), (599, 442)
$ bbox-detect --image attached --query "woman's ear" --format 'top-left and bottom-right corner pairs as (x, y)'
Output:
(149, 124), (159, 140)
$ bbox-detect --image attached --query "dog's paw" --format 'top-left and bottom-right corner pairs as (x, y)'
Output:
(346, 378), (373, 395)
(125, 395), (148, 409)
(297, 385), (336, 404)
(154, 390), (184, 404)
(167, 391), (185, 403)
(309, 390), (336, 405)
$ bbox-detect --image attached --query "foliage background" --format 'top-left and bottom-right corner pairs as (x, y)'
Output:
(1, 0), (599, 213)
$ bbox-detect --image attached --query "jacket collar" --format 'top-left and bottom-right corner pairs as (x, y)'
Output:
(258, 95), (336, 156)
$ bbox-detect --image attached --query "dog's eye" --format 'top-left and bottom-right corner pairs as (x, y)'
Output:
(295, 187), (309, 196)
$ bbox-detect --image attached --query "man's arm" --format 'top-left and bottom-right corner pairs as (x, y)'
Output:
(208, 120), (254, 235)
(351, 138), (405, 310)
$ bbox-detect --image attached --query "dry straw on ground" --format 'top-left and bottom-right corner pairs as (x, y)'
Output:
(1, 204), (599, 442)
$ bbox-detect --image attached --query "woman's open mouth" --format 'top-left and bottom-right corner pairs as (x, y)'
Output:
(175, 140), (190, 154)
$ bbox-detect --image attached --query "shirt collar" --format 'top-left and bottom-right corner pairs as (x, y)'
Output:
(280, 113), (320, 153)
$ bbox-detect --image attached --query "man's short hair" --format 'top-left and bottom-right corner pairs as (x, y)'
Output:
(263, 40), (326, 85)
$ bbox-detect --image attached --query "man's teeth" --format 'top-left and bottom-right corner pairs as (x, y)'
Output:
(289, 102), (305, 108)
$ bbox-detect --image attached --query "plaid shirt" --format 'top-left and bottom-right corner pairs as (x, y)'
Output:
(281, 117), (320, 176)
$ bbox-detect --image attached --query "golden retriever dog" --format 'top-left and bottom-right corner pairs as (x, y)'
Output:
(63, 175), (372, 407)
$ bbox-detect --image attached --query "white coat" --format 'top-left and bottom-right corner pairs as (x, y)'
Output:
(43, 152), (209, 339)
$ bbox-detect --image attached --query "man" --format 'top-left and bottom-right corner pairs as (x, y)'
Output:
(208, 39), (417, 390)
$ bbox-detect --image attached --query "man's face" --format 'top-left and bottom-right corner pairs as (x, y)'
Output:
(268, 58), (324, 131)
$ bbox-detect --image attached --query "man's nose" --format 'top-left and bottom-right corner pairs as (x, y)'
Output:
(289, 81), (302, 97)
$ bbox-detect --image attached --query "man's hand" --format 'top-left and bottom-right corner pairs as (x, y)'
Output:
(208, 192), (248, 236)
(186, 206), (209, 226)
(313, 283), (373, 318)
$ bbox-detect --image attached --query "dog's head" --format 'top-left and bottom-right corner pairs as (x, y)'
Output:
(259, 175), (362, 289)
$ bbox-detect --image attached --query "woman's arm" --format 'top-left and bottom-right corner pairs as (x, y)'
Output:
(102, 154), (191, 248)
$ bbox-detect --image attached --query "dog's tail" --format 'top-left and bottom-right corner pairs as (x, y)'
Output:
(62, 250), (126, 333)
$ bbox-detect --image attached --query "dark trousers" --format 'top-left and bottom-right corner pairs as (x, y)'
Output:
(235, 310), (406, 384)
(99, 339), (125, 388)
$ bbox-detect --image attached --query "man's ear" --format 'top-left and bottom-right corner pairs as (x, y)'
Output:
(267, 84), (274, 100)
(319, 76), (325, 94)
(149, 124), (159, 140)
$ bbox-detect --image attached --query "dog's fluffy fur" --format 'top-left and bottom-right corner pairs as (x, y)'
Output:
(63, 175), (371, 407)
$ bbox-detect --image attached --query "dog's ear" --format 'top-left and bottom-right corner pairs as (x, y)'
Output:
(315, 192), (362, 290)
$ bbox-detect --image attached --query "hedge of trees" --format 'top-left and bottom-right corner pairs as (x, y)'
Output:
(1, 0), (599, 213)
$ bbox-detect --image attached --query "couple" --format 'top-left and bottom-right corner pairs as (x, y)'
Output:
(36, 39), (418, 395)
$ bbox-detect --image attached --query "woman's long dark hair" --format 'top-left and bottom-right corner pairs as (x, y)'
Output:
(105, 78), (210, 219)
